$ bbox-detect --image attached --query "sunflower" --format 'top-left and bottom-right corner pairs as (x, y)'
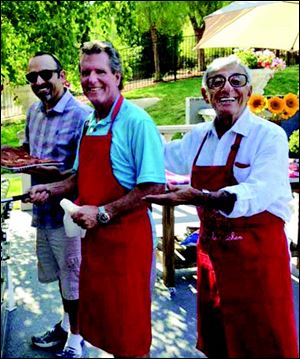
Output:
(248, 94), (266, 113)
(281, 110), (292, 120)
(283, 93), (299, 112)
(267, 96), (285, 115)
(281, 105), (298, 119)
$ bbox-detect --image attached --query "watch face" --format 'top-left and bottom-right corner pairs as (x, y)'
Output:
(97, 212), (110, 224)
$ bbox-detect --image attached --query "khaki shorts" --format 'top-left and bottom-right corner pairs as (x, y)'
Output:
(36, 226), (81, 300)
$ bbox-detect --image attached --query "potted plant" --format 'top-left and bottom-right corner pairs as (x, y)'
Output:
(234, 48), (286, 94)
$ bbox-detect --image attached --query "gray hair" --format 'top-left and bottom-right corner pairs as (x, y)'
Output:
(202, 55), (252, 89)
(79, 40), (123, 90)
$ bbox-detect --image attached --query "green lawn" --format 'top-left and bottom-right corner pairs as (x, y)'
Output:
(124, 77), (202, 125)
(263, 65), (299, 96)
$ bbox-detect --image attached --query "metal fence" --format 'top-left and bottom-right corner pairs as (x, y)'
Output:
(121, 35), (299, 91)
(122, 35), (235, 91)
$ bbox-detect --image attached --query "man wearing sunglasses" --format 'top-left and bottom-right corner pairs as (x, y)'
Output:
(144, 55), (298, 358)
(8, 52), (92, 358)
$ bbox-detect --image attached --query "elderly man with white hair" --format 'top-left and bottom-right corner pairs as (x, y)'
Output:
(144, 55), (298, 358)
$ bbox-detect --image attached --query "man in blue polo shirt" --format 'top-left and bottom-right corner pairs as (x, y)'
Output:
(27, 41), (165, 358)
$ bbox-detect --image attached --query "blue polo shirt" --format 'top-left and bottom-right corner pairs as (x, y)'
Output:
(73, 96), (166, 189)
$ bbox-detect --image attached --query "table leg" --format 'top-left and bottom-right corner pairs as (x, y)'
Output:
(162, 205), (175, 287)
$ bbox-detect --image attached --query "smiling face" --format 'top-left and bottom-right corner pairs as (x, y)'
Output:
(80, 52), (121, 118)
(27, 55), (65, 108)
(202, 63), (252, 125)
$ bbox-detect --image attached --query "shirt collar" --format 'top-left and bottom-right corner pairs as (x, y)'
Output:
(230, 107), (253, 137)
(90, 95), (122, 128)
(210, 106), (253, 138)
(40, 89), (72, 114)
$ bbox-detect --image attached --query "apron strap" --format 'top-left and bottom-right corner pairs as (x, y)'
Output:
(226, 133), (243, 169)
(108, 95), (124, 133)
(192, 132), (209, 167)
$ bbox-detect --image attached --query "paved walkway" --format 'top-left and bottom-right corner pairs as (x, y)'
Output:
(2, 203), (299, 358)
(2, 208), (205, 358)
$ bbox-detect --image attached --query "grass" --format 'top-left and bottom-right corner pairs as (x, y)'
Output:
(1, 118), (26, 147)
(124, 77), (202, 125)
(263, 65), (299, 96)
(2, 173), (22, 209)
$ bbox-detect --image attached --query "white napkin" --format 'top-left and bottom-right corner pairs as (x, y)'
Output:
(60, 198), (86, 238)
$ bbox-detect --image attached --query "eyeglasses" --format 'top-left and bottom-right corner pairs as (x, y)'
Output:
(25, 69), (61, 83)
(207, 73), (248, 90)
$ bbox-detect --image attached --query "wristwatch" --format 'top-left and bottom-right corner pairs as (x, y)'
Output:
(96, 206), (111, 225)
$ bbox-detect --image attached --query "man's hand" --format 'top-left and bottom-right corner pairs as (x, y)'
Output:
(71, 205), (98, 230)
(27, 185), (51, 204)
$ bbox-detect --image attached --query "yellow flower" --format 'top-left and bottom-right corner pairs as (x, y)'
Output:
(247, 93), (299, 122)
(283, 93), (299, 116)
(267, 96), (285, 114)
(281, 109), (292, 120)
(282, 105), (297, 118)
(247, 94), (266, 113)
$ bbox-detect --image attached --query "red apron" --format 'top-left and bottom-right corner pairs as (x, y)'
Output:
(77, 96), (152, 357)
(192, 133), (298, 358)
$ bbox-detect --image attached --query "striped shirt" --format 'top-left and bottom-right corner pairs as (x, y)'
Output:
(24, 89), (92, 228)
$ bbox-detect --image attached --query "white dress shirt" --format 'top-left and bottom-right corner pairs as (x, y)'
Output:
(164, 107), (293, 222)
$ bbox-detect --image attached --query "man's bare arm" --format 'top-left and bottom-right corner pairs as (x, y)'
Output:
(27, 173), (77, 204)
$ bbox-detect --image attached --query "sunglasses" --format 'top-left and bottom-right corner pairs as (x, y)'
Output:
(25, 69), (61, 83)
(207, 73), (248, 90)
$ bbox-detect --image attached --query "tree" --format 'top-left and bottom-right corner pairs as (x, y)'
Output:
(186, 1), (232, 70)
(1, 1), (140, 90)
(1, 1), (93, 88)
(134, 1), (188, 81)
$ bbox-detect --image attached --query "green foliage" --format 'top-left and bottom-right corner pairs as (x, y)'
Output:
(289, 129), (299, 155)
(234, 49), (258, 69)
(135, 1), (188, 36)
(186, 1), (232, 30)
(171, 132), (184, 140)
(1, 1), (139, 92)
(1, 1), (93, 90)
(1, 118), (26, 147)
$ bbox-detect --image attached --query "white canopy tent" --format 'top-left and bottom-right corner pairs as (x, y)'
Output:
(195, 1), (299, 51)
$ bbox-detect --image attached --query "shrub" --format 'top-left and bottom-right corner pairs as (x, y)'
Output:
(289, 129), (299, 155)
